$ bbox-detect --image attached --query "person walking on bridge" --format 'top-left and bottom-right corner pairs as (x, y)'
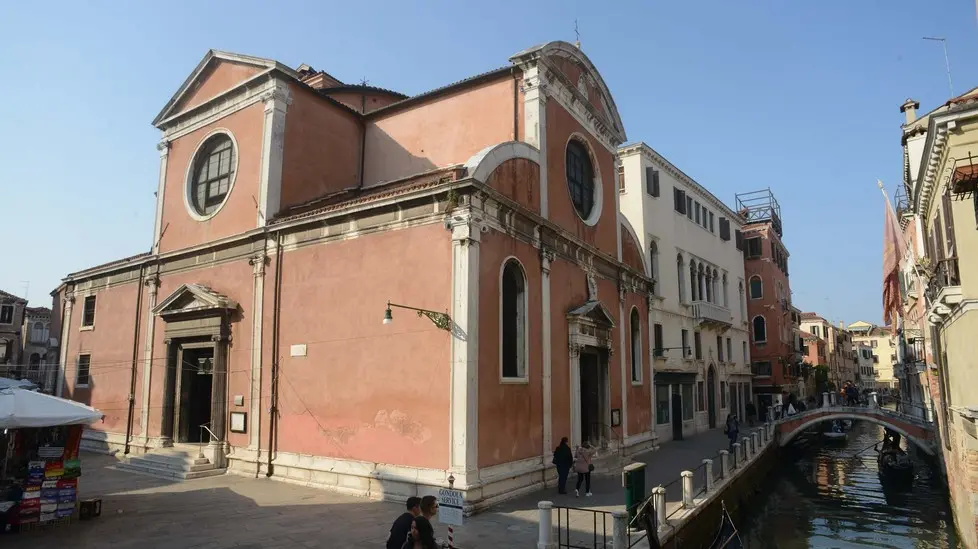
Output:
(724, 413), (740, 452)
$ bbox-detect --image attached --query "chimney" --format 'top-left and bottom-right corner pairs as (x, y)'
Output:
(839, 320), (844, 329)
(900, 98), (920, 125)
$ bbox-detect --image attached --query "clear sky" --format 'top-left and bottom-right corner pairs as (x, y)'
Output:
(1, 0), (976, 325)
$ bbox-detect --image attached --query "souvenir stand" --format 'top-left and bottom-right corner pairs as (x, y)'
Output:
(0, 386), (102, 533)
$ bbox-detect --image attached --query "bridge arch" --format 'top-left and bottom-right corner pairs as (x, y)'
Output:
(778, 412), (936, 456)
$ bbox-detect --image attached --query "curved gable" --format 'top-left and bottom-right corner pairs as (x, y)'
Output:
(619, 217), (648, 277)
(510, 41), (626, 145)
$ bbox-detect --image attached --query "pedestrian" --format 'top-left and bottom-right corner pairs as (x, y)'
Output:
(724, 413), (739, 452)
(387, 496), (422, 549)
(745, 401), (756, 426)
(574, 441), (594, 497)
(552, 436), (574, 495)
(401, 516), (439, 549)
(419, 495), (438, 521)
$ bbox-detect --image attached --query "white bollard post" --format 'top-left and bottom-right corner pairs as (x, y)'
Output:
(822, 392), (830, 407)
(732, 443), (741, 468)
(612, 510), (628, 549)
(681, 470), (695, 508)
(537, 501), (556, 549)
(742, 436), (752, 460)
(703, 459), (714, 492)
(652, 486), (667, 528)
(829, 392), (837, 406)
(869, 392), (879, 408)
(719, 450), (730, 479)
(752, 431), (760, 454)
(759, 426), (767, 446)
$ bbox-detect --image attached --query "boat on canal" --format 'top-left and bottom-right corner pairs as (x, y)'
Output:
(823, 420), (848, 442)
(709, 502), (743, 549)
(877, 428), (913, 480)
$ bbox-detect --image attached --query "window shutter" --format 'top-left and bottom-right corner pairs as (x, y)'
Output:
(933, 213), (945, 260)
(719, 218), (730, 241)
(646, 168), (660, 197)
(674, 188), (687, 214)
(735, 230), (743, 250)
(653, 170), (660, 196)
(942, 191), (956, 257)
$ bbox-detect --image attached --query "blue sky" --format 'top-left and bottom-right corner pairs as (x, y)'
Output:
(1, 1), (975, 324)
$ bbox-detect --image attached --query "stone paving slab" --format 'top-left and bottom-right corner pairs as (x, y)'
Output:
(3, 428), (737, 548)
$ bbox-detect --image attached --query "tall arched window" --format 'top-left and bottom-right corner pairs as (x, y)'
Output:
(501, 259), (527, 379)
(677, 254), (686, 302)
(712, 270), (719, 304)
(752, 316), (767, 343)
(630, 308), (641, 382)
(28, 353), (40, 370)
(689, 260), (698, 301)
(722, 274), (729, 308)
(32, 321), (44, 342)
(749, 276), (763, 299)
(649, 241), (659, 288)
(738, 281), (746, 320)
(566, 139), (595, 220)
(698, 264), (706, 302)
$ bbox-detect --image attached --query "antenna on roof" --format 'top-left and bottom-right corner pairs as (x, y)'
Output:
(359, 77), (369, 86)
(574, 19), (581, 49)
(922, 37), (953, 98)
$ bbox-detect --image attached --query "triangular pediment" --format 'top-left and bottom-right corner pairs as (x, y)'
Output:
(153, 50), (298, 127)
(567, 300), (616, 328)
(152, 284), (237, 317)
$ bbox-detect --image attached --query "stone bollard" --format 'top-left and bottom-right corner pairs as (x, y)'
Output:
(869, 392), (879, 408)
(752, 431), (760, 454)
(742, 436), (752, 460)
(759, 426), (767, 445)
(829, 392), (837, 406)
(612, 510), (628, 549)
(537, 501), (556, 549)
(703, 458), (714, 492)
(681, 470), (695, 508)
(652, 486), (667, 528)
(822, 392), (830, 407)
(719, 450), (730, 479)
(732, 443), (741, 469)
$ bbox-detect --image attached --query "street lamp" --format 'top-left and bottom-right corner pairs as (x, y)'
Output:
(383, 301), (452, 331)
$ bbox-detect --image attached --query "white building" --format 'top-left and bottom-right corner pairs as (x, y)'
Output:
(854, 343), (876, 389)
(618, 142), (752, 442)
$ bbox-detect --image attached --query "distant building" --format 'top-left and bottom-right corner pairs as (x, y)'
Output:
(21, 306), (58, 391)
(738, 190), (800, 411)
(853, 343), (876, 389)
(618, 142), (751, 442)
(847, 321), (897, 390)
(0, 289), (27, 374)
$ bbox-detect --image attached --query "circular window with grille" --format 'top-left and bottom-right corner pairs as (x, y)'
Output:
(185, 131), (237, 220)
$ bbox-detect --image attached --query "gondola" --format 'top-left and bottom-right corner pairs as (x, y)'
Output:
(877, 444), (914, 480)
(822, 420), (848, 442)
(709, 501), (743, 549)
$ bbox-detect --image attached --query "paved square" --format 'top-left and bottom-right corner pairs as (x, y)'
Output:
(4, 430), (732, 548)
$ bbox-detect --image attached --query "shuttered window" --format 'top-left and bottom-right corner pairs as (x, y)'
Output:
(943, 192), (957, 257)
(719, 217), (730, 241)
(646, 168), (660, 197)
(745, 237), (762, 259)
(674, 188), (687, 214)
(735, 230), (744, 250)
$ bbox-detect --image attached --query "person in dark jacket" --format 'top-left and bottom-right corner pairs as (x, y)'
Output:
(553, 437), (574, 494)
(387, 496), (422, 549)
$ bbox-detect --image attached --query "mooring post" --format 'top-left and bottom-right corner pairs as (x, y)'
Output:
(742, 436), (752, 460)
(732, 443), (741, 468)
(869, 391), (879, 408)
(612, 510), (628, 549)
(652, 486), (667, 527)
(752, 431), (760, 454)
(537, 501), (556, 549)
(829, 392), (837, 406)
(681, 470), (694, 508)
(719, 450), (730, 479)
(703, 459), (714, 492)
(822, 392), (830, 407)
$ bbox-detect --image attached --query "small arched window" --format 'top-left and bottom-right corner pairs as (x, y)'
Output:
(501, 259), (527, 380)
(566, 139), (595, 220)
(689, 260), (698, 301)
(190, 133), (236, 216)
(722, 274), (729, 308)
(677, 254), (686, 302)
(28, 353), (41, 369)
(749, 276), (763, 299)
(649, 241), (659, 283)
(630, 308), (641, 382)
(752, 316), (767, 343)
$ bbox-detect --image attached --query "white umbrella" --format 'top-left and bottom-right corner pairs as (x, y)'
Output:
(0, 387), (102, 429)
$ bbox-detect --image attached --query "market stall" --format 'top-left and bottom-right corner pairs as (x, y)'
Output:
(0, 387), (102, 533)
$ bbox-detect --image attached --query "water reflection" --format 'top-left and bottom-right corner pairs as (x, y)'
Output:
(740, 420), (960, 548)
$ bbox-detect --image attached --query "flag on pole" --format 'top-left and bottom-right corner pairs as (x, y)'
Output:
(880, 180), (906, 333)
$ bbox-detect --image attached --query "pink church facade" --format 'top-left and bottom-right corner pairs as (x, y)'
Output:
(52, 42), (659, 510)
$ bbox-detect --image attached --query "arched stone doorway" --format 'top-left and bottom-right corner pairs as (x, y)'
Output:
(707, 365), (717, 429)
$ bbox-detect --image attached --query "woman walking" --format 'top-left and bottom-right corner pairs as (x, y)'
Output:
(553, 437), (574, 495)
(724, 413), (740, 453)
(574, 441), (594, 497)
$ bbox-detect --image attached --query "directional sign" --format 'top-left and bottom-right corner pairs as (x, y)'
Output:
(438, 488), (464, 526)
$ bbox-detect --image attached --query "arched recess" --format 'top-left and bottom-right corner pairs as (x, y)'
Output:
(464, 141), (541, 184)
(618, 215), (650, 277)
(779, 414), (935, 456)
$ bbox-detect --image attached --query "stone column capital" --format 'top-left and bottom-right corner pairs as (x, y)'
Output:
(156, 140), (171, 157)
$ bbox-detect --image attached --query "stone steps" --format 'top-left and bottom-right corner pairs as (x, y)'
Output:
(114, 445), (225, 481)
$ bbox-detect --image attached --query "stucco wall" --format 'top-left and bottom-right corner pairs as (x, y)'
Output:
(485, 158), (540, 216)
(279, 85), (362, 211)
(325, 90), (403, 114)
(623, 294), (651, 436)
(363, 75), (518, 187)
(159, 102), (265, 254)
(272, 223), (452, 469)
(174, 61), (263, 115)
(478, 234), (543, 467)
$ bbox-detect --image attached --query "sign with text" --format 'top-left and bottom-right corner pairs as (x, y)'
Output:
(438, 488), (464, 526)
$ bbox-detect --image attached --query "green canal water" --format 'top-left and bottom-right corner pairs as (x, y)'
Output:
(739, 419), (960, 548)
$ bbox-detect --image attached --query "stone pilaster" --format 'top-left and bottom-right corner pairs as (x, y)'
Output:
(248, 253), (268, 449)
(139, 277), (159, 445)
(152, 141), (170, 253)
(257, 83), (291, 226)
(56, 293), (75, 397)
(541, 248), (555, 461)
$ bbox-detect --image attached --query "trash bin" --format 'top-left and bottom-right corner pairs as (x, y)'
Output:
(622, 462), (647, 527)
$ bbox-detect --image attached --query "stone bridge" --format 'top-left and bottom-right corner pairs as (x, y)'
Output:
(775, 404), (938, 455)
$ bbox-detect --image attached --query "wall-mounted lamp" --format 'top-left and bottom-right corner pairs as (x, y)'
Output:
(383, 301), (452, 331)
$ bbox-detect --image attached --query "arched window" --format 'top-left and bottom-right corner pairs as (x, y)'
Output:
(712, 270), (719, 304)
(0, 339), (10, 364)
(698, 264), (706, 302)
(630, 308), (641, 382)
(752, 316), (767, 343)
(677, 254), (686, 302)
(738, 281), (746, 320)
(705, 269), (712, 303)
(749, 276), (763, 299)
(689, 260), (698, 301)
(501, 259), (527, 379)
(722, 274), (729, 308)
(28, 353), (40, 370)
(32, 321), (44, 342)
(190, 133), (236, 216)
(649, 241), (659, 286)
(566, 139), (595, 220)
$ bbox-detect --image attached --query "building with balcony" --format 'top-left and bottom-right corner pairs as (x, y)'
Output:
(21, 306), (58, 392)
(738, 189), (797, 414)
(0, 289), (27, 374)
(618, 142), (751, 443)
(847, 321), (897, 391)
(899, 89), (978, 546)
(854, 343), (876, 389)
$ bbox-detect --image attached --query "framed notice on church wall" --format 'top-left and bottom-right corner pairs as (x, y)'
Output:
(230, 412), (247, 433)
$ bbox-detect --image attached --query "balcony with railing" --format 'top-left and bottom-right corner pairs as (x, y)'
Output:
(926, 257), (962, 321)
(691, 300), (733, 331)
(0, 363), (57, 394)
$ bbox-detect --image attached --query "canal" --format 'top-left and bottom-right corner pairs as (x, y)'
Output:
(739, 419), (960, 548)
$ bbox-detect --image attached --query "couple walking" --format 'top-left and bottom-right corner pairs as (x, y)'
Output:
(386, 496), (440, 549)
(552, 437), (595, 497)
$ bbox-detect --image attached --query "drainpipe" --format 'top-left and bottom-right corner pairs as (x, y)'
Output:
(124, 264), (146, 455)
(266, 230), (284, 477)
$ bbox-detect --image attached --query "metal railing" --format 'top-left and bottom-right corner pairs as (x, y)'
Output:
(926, 257), (961, 303)
(691, 300), (733, 326)
(197, 423), (221, 460)
(555, 506), (611, 549)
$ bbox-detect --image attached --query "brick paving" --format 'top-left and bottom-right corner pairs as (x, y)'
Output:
(4, 429), (735, 548)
